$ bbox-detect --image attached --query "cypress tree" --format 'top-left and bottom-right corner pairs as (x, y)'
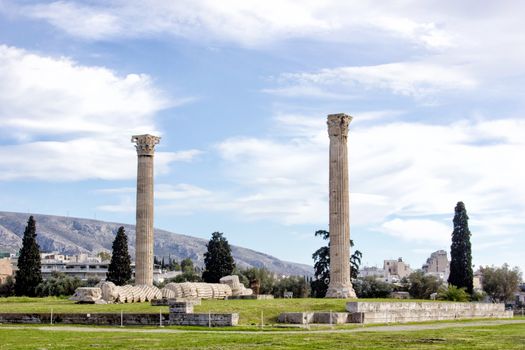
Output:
(106, 226), (132, 286)
(202, 232), (235, 283)
(448, 201), (474, 294)
(15, 216), (42, 296)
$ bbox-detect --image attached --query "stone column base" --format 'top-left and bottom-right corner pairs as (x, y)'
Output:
(326, 284), (357, 299)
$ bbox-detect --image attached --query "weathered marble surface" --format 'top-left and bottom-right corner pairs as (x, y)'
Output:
(325, 114), (356, 298)
(132, 134), (160, 286)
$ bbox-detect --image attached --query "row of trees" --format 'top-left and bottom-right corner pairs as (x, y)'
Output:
(3, 217), (134, 297)
(5, 209), (521, 301)
(5, 217), (241, 295)
(0, 272), (97, 298)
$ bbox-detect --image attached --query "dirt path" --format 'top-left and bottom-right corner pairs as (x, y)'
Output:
(1, 319), (524, 334)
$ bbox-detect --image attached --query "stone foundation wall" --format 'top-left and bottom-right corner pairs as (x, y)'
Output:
(0, 313), (168, 326)
(346, 302), (513, 324)
(0, 312), (238, 327)
(278, 302), (513, 325)
(169, 313), (238, 326)
(227, 295), (274, 300)
(277, 312), (348, 324)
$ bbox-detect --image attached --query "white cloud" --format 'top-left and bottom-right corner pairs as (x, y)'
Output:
(97, 195), (135, 213)
(8, 1), (525, 104)
(22, 1), (122, 40)
(379, 218), (450, 244)
(273, 62), (477, 98)
(0, 45), (198, 181)
(98, 183), (214, 215)
(156, 184), (212, 200)
(212, 115), (525, 243)
(8, 1), (454, 49)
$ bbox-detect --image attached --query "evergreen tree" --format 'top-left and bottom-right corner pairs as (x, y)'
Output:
(202, 232), (235, 283)
(180, 258), (194, 273)
(311, 229), (362, 298)
(448, 201), (474, 294)
(15, 216), (42, 296)
(106, 226), (132, 286)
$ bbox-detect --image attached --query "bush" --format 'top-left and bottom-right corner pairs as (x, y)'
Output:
(407, 271), (442, 299)
(481, 264), (522, 303)
(172, 271), (202, 283)
(469, 290), (486, 302)
(353, 277), (393, 298)
(0, 276), (15, 297)
(237, 267), (277, 295)
(35, 272), (84, 297)
(273, 276), (310, 298)
(437, 285), (469, 302)
(310, 279), (328, 298)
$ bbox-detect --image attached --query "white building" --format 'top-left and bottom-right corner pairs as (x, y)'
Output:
(359, 258), (413, 283)
(422, 250), (450, 281)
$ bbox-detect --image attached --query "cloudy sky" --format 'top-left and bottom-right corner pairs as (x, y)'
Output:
(0, 1), (523, 272)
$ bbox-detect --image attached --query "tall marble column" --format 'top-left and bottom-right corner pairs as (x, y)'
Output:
(325, 114), (357, 298)
(131, 134), (160, 286)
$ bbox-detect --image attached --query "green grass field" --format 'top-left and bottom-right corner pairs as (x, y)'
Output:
(0, 297), (351, 325)
(1, 297), (524, 349)
(0, 297), (447, 326)
(0, 323), (524, 349)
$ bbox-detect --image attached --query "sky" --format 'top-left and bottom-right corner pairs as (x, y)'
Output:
(0, 1), (524, 273)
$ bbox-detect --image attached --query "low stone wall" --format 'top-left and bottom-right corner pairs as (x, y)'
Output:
(151, 298), (201, 306)
(0, 313), (168, 326)
(277, 312), (348, 324)
(278, 302), (513, 325)
(346, 302), (513, 324)
(278, 312), (314, 324)
(170, 313), (239, 326)
(0, 310), (238, 327)
(227, 295), (274, 300)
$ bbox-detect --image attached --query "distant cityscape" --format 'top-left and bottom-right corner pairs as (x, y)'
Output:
(358, 250), (486, 291)
(0, 252), (181, 285)
(0, 248), (485, 291)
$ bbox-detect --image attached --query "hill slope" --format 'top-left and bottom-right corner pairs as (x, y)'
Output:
(0, 211), (312, 276)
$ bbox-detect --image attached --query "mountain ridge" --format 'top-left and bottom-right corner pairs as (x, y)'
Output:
(0, 211), (313, 276)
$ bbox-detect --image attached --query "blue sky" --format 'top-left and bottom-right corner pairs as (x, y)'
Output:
(0, 1), (524, 273)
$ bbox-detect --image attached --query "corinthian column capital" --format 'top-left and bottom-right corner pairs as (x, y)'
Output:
(327, 113), (352, 140)
(131, 134), (161, 156)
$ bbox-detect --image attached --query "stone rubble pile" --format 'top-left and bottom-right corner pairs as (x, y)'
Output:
(70, 275), (252, 303)
(219, 275), (253, 297)
(69, 287), (103, 303)
(70, 282), (162, 304)
(161, 282), (232, 299)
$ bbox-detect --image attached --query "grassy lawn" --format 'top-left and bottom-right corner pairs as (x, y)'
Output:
(194, 298), (350, 325)
(0, 297), (352, 325)
(0, 323), (524, 349)
(0, 297), (502, 327)
(0, 297), (438, 325)
(0, 297), (166, 314)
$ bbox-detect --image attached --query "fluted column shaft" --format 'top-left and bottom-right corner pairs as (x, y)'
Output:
(132, 134), (160, 286)
(326, 114), (356, 298)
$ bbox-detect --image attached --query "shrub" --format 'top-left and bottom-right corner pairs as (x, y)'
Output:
(35, 272), (84, 297)
(273, 276), (310, 298)
(0, 276), (15, 297)
(172, 271), (202, 283)
(407, 271), (442, 299)
(353, 276), (393, 298)
(437, 285), (469, 302)
(237, 267), (277, 295)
